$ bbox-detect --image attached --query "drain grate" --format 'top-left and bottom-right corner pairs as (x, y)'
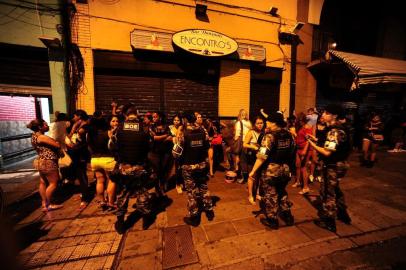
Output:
(162, 225), (198, 269)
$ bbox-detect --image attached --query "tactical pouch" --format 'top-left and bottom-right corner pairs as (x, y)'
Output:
(335, 161), (349, 178)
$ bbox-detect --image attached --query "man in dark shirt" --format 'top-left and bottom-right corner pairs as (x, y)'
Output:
(307, 104), (351, 232)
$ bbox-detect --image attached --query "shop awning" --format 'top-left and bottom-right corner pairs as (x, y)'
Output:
(327, 50), (406, 89)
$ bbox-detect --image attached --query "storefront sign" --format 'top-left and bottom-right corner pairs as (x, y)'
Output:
(172, 29), (238, 57)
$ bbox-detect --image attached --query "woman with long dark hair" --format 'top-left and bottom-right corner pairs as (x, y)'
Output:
(362, 112), (384, 167)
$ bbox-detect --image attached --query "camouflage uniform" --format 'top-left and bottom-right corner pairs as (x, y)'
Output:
(110, 164), (152, 217)
(182, 161), (213, 216)
(318, 125), (350, 221)
(258, 129), (295, 221)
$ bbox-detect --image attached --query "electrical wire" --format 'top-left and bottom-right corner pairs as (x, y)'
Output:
(0, 8), (54, 29)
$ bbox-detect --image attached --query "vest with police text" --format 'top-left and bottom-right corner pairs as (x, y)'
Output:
(267, 129), (295, 165)
(182, 126), (208, 165)
(116, 120), (149, 165)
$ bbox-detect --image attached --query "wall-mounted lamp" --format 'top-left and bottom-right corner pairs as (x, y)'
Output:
(328, 42), (337, 50)
(292, 22), (305, 34)
(195, 1), (207, 16)
(269, 7), (278, 16)
(39, 36), (62, 49)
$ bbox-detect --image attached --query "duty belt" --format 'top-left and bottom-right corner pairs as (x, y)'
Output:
(181, 161), (207, 171)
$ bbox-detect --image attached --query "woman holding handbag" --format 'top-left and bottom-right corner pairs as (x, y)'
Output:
(234, 109), (252, 183)
(28, 119), (63, 212)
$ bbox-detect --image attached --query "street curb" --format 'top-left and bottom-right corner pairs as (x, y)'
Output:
(208, 223), (406, 269)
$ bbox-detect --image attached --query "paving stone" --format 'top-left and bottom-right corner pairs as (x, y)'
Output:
(40, 238), (65, 251)
(80, 233), (101, 245)
(126, 229), (159, 242)
(103, 255), (116, 270)
(215, 256), (265, 270)
(78, 225), (98, 235)
(348, 212), (380, 233)
(232, 217), (264, 235)
(61, 259), (87, 270)
(350, 225), (406, 246)
(90, 241), (115, 257)
(297, 221), (337, 240)
(82, 256), (108, 270)
(110, 239), (121, 253)
(46, 246), (76, 264)
(60, 225), (81, 238)
(122, 238), (159, 258)
(292, 207), (318, 224)
(21, 241), (45, 254)
(273, 225), (312, 246)
(264, 238), (356, 267)
(117, 253), (157, 270)
(61, 236), (85, 247)
(195, 244), (211, 267)
(99, 232), (119, 242)
(25, 250), (54, 268)
(210, 201), (254, 223)
(335, 222), (363, 237)
(204, 221), (238, 241)
(69, 243), (96, 260)
(41, 263), (65, 269)
(191, 226), (208, 244)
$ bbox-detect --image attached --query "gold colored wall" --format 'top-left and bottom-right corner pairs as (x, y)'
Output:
(73, 0), (315, 116)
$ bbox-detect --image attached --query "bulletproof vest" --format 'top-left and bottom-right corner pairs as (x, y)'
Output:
(182, 126), (208, 165)
(116, 119), (149, 165)
(267, 129), (294, 165)
(321, 124), (350, 164)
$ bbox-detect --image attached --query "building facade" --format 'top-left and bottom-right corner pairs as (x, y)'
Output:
(71, 0), (321, 119)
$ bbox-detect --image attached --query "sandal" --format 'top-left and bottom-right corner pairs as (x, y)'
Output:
(47, 204), (63, 211)
(248, 196), (256, 205)
(291, 182), (300, 188)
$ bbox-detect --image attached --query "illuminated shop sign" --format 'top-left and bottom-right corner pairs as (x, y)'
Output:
(172, 29), (238, 57)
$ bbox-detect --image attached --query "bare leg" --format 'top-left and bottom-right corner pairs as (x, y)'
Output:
(370, 143), (378, 162)
(95, 170), (106, 203)
(247, 177), (255, 204)
(362, 139), (371, 161)
(39, 176), (48, 208)
(208, 147), (214, 176)
(45, 170), (60, 205)
(107, 179), (116, 206)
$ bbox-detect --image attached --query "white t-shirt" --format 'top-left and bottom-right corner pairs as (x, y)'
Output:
(235, 119), (252, 141)
(48, 121), (70, 148)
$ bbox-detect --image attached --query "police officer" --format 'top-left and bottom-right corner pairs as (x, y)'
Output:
(109, 106), (153, 234)
(307, 104), (351, 232)
(174, 111), (214, 226)
(249, 112), (295, 229)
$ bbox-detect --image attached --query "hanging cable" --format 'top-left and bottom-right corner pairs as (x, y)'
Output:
(35, 0), (43, 35)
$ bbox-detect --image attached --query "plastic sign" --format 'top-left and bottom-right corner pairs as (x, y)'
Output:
(172, 29), (238, 57)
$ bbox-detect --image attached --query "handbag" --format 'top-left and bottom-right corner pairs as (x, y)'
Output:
(232, 121), (243, 155)
(211, 134), (223, 145)
(58, 149), (72, 168)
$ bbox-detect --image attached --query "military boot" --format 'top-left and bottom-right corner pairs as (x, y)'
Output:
(184, 215), (201, 227)
(314, 218), (336, 232)
(279, 211), (294, 226)
(205, 210), (215, 221)
(260, 217), (279, 230)
(337, 208), (352, 224)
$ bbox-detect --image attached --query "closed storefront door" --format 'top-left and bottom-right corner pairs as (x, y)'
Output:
(95, 71), (218, 119)
(250, 80), (280, 118)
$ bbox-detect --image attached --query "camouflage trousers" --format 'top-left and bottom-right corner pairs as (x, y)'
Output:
(112, 164), (152, 217)
(261, 164), (292, 219)
(319, 163), (348, 219)
(182, 162), (213, 217)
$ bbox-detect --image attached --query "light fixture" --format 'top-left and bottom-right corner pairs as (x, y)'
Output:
(39, 36), (62, 49)
(269, 7), (278, 16)
(195, 1), (207, 16)
(292, 22), (305, 34)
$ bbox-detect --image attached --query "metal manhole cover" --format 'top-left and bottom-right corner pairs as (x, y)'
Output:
(162, 225), (198, 269)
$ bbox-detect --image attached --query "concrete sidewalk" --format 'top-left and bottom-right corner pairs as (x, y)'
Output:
(13, 150), (406, 269)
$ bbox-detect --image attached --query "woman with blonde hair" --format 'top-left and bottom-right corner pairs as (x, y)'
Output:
(28, 119), (63, 211)
(233, 109), (252, 183)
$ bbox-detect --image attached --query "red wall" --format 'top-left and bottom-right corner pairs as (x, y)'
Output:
(0, 96), (36, 121)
